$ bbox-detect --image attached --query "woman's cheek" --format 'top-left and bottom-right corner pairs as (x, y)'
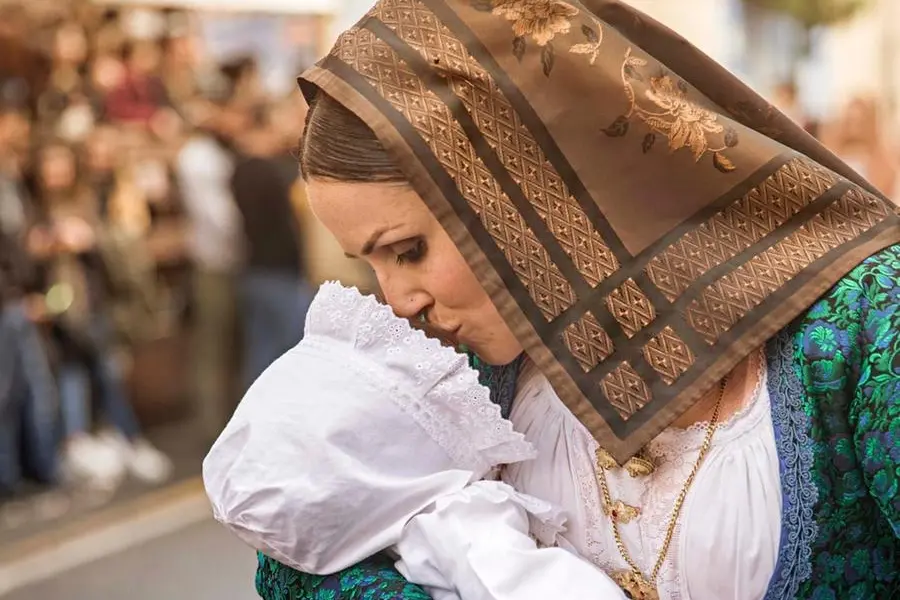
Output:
(430, 254), (484, 309)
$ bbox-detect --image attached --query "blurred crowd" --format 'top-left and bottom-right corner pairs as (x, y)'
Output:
(0, 2), (313, 500)
(771, 82), (899, 199)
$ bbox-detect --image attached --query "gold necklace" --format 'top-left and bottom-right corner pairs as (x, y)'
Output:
(595, 376), (728, 600)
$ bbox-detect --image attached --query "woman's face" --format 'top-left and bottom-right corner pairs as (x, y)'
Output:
(308, 179), (523, 365)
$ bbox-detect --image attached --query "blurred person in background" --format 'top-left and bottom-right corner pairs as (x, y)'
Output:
(0, 6), (50, 111)
(770, 80), (823, 138)
(104, 39), (169, 126)
(221, 57), (264, 110)
(175, 92), (244, 442)
(822, 96), (898, 199)
(36, 25), (88, 127)
(270, 92), (379, 291)
(231, 105), (311, 390)
(0, 104), (60, 496)
(86, 124), (162, 348)
(84, 122), (120, 216)
(87, 47), (128, 127)
(159, 12), (199, 106)
(30, 140), (172, 489)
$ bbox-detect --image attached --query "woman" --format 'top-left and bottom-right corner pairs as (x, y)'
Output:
(254, 0), (900, 598)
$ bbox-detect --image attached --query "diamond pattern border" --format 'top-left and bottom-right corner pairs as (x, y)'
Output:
(605, 278), (656, 338)
(334, 27), (577, 320)
(600, 362), (652, 420)
(370, 0), (619, 289)
(646, 158), (838, 302)
(642, 326), (696, 385)
(685, 188), (888, 343)
(562, 311), (614, 373)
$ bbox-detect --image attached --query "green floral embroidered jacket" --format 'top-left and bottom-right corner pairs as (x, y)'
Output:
(256, 245), (900, 599)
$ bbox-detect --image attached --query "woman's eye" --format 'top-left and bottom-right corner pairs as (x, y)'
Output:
(395, 239), (427, 266)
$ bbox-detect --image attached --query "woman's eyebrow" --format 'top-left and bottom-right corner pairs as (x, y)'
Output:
(344, 226), (401, 258)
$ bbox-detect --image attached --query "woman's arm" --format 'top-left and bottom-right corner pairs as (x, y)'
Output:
(255, 552), (432, 600)
(848, 246), (900, 536)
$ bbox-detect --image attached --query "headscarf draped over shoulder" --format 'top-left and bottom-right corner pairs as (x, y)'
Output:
(300, 0), (900, 462)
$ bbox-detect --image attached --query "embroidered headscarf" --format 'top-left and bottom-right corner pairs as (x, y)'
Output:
(299, 0), (900, 462)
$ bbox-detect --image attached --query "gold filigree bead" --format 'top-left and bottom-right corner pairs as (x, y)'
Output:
(604, 499), (640, 524)
(624, 455), (655, 478)
(613, 570), (659, 600)
(595, 447), (619, 470)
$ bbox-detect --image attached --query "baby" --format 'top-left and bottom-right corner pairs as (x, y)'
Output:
(203, 282), (626, 600)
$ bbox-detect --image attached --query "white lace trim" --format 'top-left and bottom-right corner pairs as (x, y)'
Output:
(304, 282), (536, 477)
(571, 428), (614, 567)
(649, 349), (768, 458)
(572, 352), (771, 598)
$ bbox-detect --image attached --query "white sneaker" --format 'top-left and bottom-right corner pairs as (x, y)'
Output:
(97, 431), (174, 485)
(126, 439), (174, 485)
(62, 435), (127, 491)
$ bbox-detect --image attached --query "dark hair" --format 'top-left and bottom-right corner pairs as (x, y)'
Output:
(299, 91), (406, 182)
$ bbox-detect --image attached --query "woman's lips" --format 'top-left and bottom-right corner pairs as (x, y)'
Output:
(437, 325), (462, 348)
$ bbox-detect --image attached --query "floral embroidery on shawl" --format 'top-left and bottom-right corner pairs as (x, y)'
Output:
(601, 48), (739, 171)
(490, 0), (578, 46)
(474, 0), (737, 168)
(568, 22), (603, 64)
(472, 0), (594, 76)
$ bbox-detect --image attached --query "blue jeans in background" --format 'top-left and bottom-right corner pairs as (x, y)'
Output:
(0, 302), (59, 492)
(239, 271), (313, 391)
(56, 316), (141, 442)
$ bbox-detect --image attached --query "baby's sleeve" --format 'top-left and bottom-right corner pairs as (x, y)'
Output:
(395, 480), (627, 600)
(202, 344), (476, 575)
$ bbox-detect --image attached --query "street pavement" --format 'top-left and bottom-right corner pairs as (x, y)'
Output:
(4, 519), (258, 600)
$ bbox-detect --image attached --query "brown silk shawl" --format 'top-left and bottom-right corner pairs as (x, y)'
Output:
(299, 0), (900, 462)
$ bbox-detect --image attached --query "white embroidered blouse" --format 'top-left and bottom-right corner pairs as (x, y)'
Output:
(505, 359), (783, 600)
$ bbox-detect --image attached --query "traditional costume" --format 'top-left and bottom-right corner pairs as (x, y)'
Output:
(255, 0), (900, 596)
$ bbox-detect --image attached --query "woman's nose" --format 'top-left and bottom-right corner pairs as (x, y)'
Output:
(380, 280), (431, 320)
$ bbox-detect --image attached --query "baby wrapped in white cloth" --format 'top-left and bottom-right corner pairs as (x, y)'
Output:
(203, 282), (625, 600)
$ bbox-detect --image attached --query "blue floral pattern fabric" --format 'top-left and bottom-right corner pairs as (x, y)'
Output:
(253, 247), (900, 599)
(255, 552), (431, 599)
(782, 244), (900, 599)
